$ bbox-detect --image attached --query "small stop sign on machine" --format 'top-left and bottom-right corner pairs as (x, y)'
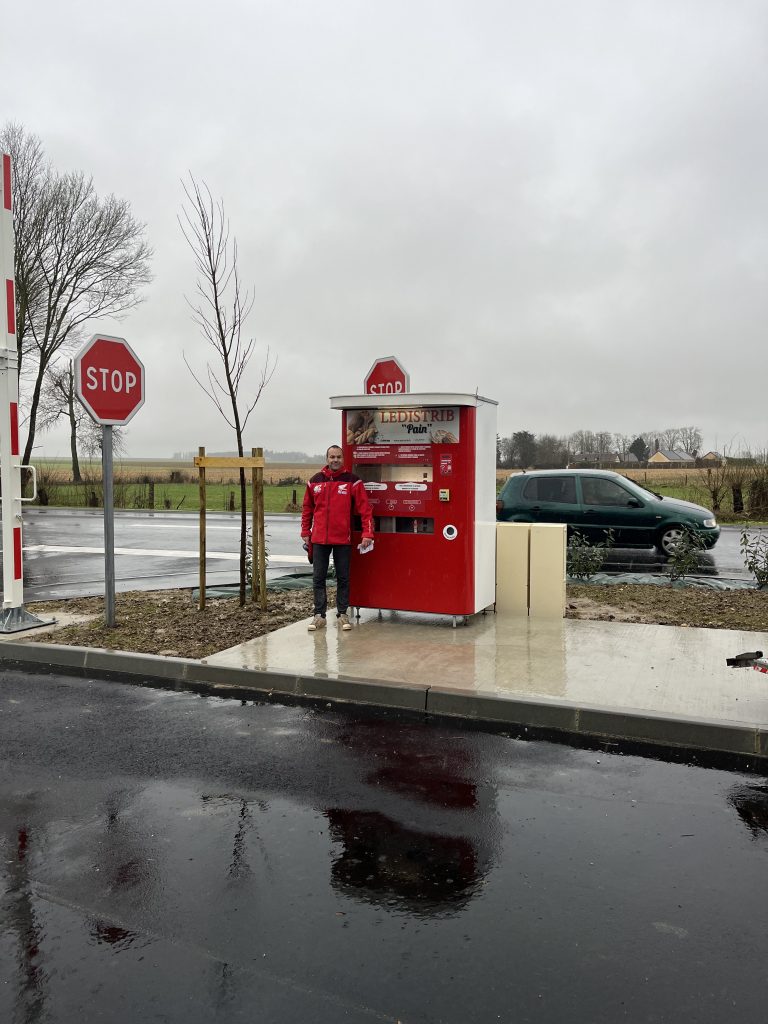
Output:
(74, 334), (145, 425)
(364, 356), (409, 395)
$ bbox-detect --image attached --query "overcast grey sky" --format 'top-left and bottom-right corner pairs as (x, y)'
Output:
(4, 0), (767, 458)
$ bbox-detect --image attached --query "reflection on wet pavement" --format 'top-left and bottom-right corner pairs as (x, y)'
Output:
(728, 784), (768, 839)
(324, 720), (494, 915)
(327, 810), (481, 914)
(602, 547), (718, 576)
(2, 673), (768, 1022)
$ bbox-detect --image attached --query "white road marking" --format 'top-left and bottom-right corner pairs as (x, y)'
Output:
(23, 544), (306, 564)
(123, 523), (242, 531)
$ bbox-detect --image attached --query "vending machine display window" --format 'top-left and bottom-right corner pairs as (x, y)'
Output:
(354, 463), (433, 483)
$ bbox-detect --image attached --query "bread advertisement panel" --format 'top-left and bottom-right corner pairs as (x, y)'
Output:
(346, 407), (460, 446)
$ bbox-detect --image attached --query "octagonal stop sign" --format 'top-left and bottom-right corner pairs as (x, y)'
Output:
(74, 334), (145, 425)
(364, 356), (409, 395)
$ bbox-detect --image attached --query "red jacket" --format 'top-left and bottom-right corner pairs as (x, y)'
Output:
(301, 467), (374, 545)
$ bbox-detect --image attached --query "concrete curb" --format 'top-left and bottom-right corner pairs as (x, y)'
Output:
(1, 641), (765, 765)
(426, 687), (766, 759)
(0, 642), (429, 713)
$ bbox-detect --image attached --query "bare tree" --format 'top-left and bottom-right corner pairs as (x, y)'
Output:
(38, 360), (86, 481)
(747, 459), (768, 517)
(78, 415), (127, 461)
(179, 174), (276, 606)
(725, 460), (750, 516)
(657, 428), (683, 452)
(594, 431), (614, 458)
(497, 435), (514, 469)
(38, 359), (125, 480)
(537, 434), (569, 467)
(643, 426), (702, 457)
(1, 123), (152, 468)
(693, 448), (730, 513)
(678, 426), (703, 457)
(568, 430), (596, 456)
(613, 434), (631, 458)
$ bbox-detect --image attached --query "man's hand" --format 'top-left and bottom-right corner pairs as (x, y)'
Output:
(360, 537), (374, 551)
(301, 534), (310, 544)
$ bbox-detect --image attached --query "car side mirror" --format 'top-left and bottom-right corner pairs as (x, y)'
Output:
(627, 499), (641, 508)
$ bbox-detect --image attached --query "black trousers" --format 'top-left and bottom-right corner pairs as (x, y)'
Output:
(312, 544), (351, 617)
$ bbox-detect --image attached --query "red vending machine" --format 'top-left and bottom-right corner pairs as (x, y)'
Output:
(330, 384), (497, 618)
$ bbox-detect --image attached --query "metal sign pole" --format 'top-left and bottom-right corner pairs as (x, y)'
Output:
(102, 425), (115, 627)
(71, 334), (144, 629)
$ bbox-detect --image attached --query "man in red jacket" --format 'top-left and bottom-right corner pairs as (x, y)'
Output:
(301, 445), (374, 631)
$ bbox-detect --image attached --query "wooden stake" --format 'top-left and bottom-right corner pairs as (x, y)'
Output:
(192, 447), (267, 610)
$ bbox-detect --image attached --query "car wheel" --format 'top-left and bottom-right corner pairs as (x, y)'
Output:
(656, 525), (685, 557)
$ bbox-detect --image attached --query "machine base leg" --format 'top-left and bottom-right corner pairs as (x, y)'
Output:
(0, 605), (55, 634)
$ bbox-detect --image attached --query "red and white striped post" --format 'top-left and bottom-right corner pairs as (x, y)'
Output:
(0, 151), (50, 631)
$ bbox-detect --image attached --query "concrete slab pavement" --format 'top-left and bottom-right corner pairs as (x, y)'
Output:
(207, 610), (768, 727)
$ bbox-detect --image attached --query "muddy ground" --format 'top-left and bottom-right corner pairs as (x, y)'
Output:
(567, 583), (768, 631)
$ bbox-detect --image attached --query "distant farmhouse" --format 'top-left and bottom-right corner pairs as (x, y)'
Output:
(698, 451), (725, 465)
(569, 451), (619, 466)
(647, 449), (695, 468)
(565, 447), (725, 472)
(568, 451), (639, 468)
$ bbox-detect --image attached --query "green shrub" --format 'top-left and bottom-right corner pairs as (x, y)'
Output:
(740, 527), (768, 587)
(245, 528), (270, 586)
(666, 527), (707, 583)
(567, 529), (614, 581)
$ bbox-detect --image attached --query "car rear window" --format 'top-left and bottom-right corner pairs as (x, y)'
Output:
(521, 476), (576, 503)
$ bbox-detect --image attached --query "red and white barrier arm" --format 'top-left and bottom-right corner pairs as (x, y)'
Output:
(0, 151), (49, 630)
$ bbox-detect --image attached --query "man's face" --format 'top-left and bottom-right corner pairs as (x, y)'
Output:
(327, 448), (343, 470)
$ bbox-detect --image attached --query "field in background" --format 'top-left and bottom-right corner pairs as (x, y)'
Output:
(28, 459), (764, 520)
(30, 459), (322, 514)
(31, 458), (322, 485)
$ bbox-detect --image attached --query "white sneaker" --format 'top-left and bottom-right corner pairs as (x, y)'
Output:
(338, 614), (352, 631)
(308, 615), (326, 631)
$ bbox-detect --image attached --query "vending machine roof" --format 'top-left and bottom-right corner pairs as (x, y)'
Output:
(330, 392), (498, 409)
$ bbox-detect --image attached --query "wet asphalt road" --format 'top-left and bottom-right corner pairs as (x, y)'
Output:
(1, 510), (753, 601)
(2, 669), (767, 1023)
(11, 509), (309, 601)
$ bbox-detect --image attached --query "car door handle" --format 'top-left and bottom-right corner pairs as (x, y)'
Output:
(530, 505), (542, 511)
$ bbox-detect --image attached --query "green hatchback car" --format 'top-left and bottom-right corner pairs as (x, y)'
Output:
(496, 469), (720, 555)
